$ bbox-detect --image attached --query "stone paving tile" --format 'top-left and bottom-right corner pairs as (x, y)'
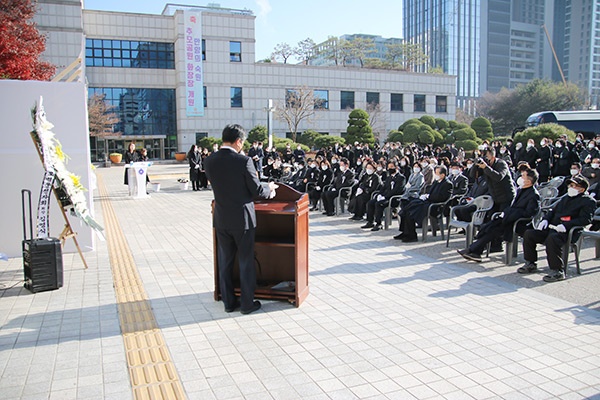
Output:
(1, 164), (600, 399)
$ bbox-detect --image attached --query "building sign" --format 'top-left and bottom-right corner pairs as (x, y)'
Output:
(184, 10), (204, 117)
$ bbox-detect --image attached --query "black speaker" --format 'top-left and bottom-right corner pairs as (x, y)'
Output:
(21, 190), (63, 293)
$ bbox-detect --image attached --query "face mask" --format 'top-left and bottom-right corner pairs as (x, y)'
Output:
(388, 168), (397, 174)
(377, 166), (383, 171)
(297, 147), (302, 150)
(527, 143), (534, 148)
(413, 167), (421, 174)
(298, 165), (303, 169)
(421, 162), (428, 168)
(451, 169), (460, 175)
(434, 174), (442, 182)
(400, 161), (406, 167)
(339, 166), (346, 172)
(268, 161), (273, 165)
(366, 169), (374, 175)
(516, 143), (523, 150)
(500, 149), (506, 154)
(311, 164), (317, 169)
(567, 187), (580, 197)
(466, 164), (473, 169)
(589, 144), (595, 149)
(541, 140), (546, 146)
(556, 143), (562, 148)
(570, 169), (579, 176)
(592, 163), (600, 169)
(321, 165), (328, 170)
(331, 159), (338, 164)
(516, 177), (525, 188)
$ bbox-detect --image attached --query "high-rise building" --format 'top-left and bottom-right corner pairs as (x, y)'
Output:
(402, 1), (600, 110)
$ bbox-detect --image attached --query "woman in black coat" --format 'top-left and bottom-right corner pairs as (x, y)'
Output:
(123, 142), (140, 185)
(188, 145), (202, 191)
(309, 160), (333, 210)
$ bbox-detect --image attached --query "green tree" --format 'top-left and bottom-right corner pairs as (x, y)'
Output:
(384, 43), (404, 68)
(294, 38), (316, 64)
(477, 79), (587, 134)
(387, 130), (403, 143)
(455, 140), (479, 151)
(419, 115), (436, 129)
(346, 109), (375, 145)
(297, 129), (321, 148)
(315, 135), (345, 149)
(513, 123), (576, 145)
(247, 125), (268, 143)
(401, 43), (429, 71)
(471, 117), (494, 141)
(198, 136), (222, 150)
(348, 37), (376, 67)
(435, 118), (449, 130)
(453, 127), (477, 141)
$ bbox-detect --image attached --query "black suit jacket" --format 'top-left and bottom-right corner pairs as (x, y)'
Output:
(381, 173), (406, 199)
(503, 186), (540, 224)
(204, 148), (271, 230)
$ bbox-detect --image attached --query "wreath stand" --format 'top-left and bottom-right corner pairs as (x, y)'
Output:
(30, 132), (89, 269)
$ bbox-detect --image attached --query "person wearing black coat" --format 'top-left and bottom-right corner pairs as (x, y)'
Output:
(123, 142), (140, 185)
(552, 139), (574, 177)
(536, 139), (552, 183)
(397, 165), (453, 242)
(349, 162), (382, 221)
(309, 161), (333, 210)
(523, 140), (538, 169)
(518, 176), (597, 282)
(459, 168), (541, 262)
(247, 141), (264, 177)
(472, 148), (516, 213)
(321, 158), (355, 216)
(361, 161), (406, 231)
(188, 145), (202, 191)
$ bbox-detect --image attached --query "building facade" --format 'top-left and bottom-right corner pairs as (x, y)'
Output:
(404, 0), (600, 111)
(36, 1), (456, 160)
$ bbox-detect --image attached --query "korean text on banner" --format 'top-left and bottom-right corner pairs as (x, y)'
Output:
(184, 10), (204, 117)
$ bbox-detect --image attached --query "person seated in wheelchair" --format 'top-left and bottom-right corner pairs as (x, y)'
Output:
(348, 161), (382, 221)
(517, 176), (596, 283)
(458, 168), (541, 263)
(395, 165), (452, 242)
(320, 158), (354, 216)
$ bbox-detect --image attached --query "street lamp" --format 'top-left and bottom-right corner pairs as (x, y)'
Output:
(263, 99), (276, 149)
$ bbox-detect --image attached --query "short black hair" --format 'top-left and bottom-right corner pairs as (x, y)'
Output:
(523, 168), (538, 185)
(222, 124), (246, 143)
(435, 165), (448, 176)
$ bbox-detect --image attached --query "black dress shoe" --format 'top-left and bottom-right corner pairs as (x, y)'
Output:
(241, 301), (261, 315)
(225, 300), (240, 313)
(371, 224), (382, 232)
(361, 222), (374, 229)
(393, 233), (404, 240)
(489, 246), (503, 254)
(402, 236), (418, 243)
(326, 212), (335, 216)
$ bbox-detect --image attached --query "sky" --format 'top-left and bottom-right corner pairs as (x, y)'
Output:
(83, 0), (404, 62)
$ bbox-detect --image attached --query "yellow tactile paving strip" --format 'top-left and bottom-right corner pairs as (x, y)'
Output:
(97, 175), (186, 400)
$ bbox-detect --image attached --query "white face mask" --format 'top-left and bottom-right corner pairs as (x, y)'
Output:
(466, 164), (473, 169)
(413, 167), (421, 174)
(556, 143), (562, 148)
(540, 140), (546, 146)
(421, 162), (428, 168)
(589, 144), (595, 149)
(400, 161), (406, 167)
(516, 177), (525, 188)
(500, 149), (506, 154)
(339, 166), (346, 172)
(567, 187), (581, 197)
(434, 174), (442, 182)
(451, 169), (460, 175)
(592, 163), (600, 169)
(527, 143), (534, 148)
(570, 169), (579, 176)
(268, 161), (273, 165)
(311, 164), (317, 168)
(321, 165), (328, 170)
(366, 169), (374, 175)
(377, 166), (383, 171)
(331, 159), (338, 164)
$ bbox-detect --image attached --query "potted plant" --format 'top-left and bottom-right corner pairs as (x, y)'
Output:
(177, 178), (189, 190)
(109, 153), (122, 163)
(174, 152), (187, 162)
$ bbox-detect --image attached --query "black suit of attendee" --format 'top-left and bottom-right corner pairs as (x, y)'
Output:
(537, 145), (552, 183)
(321, 167), (354, 216)
(523, 145), (538, 168)
(188, 148), (202, 191)
(247, 145), (264, 176)
(467, 185), (541, 256)
(350, 171), (382, 219)
(364, 172), (405, 227)
(309, 166), (333, 209)
(123, 146), (140, 185)
(204, 125), (274, 314)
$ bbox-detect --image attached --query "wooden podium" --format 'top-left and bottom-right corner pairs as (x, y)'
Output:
(213, 184), (309, 307)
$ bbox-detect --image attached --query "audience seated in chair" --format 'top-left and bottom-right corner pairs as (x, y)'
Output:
(349, 161), (382, 221)
(321, 158), (354, 216)
(308, 159), (333, 211)
(360, 160), (406, 231)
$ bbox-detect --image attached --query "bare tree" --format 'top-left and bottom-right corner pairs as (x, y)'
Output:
(294, 38), (316, 65)
(275, 86), (322, 142)
(271, 42), (294, 64)
(88, 93), (120, 137)
(366, 102), (387, 142)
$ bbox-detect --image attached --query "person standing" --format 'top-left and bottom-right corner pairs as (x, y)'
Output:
(188, 145), (202, 191)
(204, 124), (277, 314)
(123, 142), (140, 185)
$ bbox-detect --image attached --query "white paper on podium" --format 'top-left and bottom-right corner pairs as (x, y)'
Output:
(125, 162), (152, 198)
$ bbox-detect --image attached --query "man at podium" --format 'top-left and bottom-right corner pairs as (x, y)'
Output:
(204, 124), (277, 315)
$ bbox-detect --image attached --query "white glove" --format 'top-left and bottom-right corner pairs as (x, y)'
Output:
(356, 188), (363, 196)
(195, 164), (200, 169)
(377, 195), (385, 202)
(419, 194), (429, 201)
(331, 188), (336, 192)
(405, 182), (411, 189)
(536, 220), (549, 230)
(499, 212), (505, 219)
(316, 186), (321, 191)
(553, 224), (567, 233)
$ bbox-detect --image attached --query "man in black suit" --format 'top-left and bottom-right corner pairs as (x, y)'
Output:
(247, 141), (264, 177)
(204, 125), (277, 315)
(361, 161), (406, 231)
(458, 168), (541, 262)
(321, 158), (354, 216)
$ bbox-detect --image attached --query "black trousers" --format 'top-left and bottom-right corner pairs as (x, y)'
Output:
(366, 198), (399, 224)
(215, 228), (256, 311)
(522, 228), (568, 272)
(321, 189), (340, 214)
(352, 193), (370, 218)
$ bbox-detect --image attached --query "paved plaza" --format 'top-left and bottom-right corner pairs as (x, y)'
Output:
(1, 163), (600, 400)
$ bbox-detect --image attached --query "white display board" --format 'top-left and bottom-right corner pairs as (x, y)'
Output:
(0, 80), (95, 258)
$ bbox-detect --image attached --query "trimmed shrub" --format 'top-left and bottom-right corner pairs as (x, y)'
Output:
(314, 135), (345, 149)
(513, 123), (576, 145)
(455, 139), (479, 151)
(419, 115), (436, 129)
(453, 127), (477, 141)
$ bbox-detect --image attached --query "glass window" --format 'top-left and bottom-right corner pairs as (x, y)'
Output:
(391, 93), (403, 111)
(341, 91), (355, 110)
(231, 87), (243, 108)
(366, 92), (380, 106)
(314, 90), (329, 110)
(196, 132), (208, 145)
(436, 96), (447, 113)
(230, 41), (241, 62)
(85, 38), (175, 69)
(414, 94), (426, 112)
(202, 39), (206, 61)
(203, 86), (207, 108)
